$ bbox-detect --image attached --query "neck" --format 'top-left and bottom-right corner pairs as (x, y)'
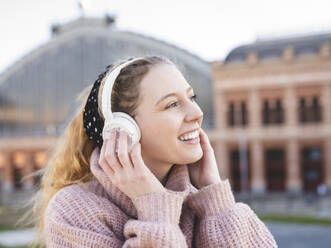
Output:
(154, 164), (175, 186)
(141, 156), (174, 186)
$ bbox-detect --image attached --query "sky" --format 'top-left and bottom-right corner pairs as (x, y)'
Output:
(1, 0), (331, 73)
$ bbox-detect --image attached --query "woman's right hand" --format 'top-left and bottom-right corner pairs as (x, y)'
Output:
(98, 128), (166, 200)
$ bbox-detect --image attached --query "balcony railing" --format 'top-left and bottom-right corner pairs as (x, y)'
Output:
(298, 106), (322, 123)
(262, 108), (284, 125)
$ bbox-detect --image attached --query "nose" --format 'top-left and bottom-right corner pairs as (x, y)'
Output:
(184, 100), (203, 125)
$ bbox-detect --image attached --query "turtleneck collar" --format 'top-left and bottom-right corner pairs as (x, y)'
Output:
(89, 147), (193, 218)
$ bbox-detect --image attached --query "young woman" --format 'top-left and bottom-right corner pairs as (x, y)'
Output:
(29, 56), (277, 247)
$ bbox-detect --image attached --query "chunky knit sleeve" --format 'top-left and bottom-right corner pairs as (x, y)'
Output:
(44, 186), (125, 247)
(123, 190), (188, 247)
(44, 185), (189, 247)
(186, 180), (278, 248)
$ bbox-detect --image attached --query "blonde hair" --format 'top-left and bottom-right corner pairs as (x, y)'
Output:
(17, 56), (174, 247)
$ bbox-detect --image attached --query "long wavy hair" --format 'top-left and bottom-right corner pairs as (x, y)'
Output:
(18, 55), (174, 247)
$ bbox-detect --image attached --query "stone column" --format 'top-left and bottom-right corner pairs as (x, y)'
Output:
(285, 87), (298, 126)
(0, 151), (14, 191)
(248, 89), (261, 129)
(286, 139), (302, 193)
(22, 152), (35, 190)
(214, 91), (227, 129)
(251, 140), (266, 193)
(322, 84), (331, 191)
(324, 139), (331, 189)
(213, 140), (230, 181)
(321, 84), (331, 124)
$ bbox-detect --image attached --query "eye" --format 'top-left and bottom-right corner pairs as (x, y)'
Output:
(166, 94), (198, 109)
(191, 94), (198, 102)
(166, 101), (179, 109)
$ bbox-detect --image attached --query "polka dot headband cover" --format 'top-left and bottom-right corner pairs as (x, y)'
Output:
(83, 65), (112, 148)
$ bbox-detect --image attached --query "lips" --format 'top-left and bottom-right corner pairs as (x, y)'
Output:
(178, 128), (200, 138)
(178, 136), (200, 144)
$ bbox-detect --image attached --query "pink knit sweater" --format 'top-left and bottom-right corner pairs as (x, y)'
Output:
(44, 148), (278, 247)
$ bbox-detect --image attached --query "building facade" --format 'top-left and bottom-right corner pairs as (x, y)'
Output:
(210, 33), (331, 194)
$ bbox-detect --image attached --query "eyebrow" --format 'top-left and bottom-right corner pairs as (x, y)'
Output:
(156, 87), (193, 106)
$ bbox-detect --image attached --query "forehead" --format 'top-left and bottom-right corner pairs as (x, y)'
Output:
(139, 64), (191, 100)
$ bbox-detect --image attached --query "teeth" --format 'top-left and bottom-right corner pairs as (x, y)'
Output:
(178, 130), (199, 141)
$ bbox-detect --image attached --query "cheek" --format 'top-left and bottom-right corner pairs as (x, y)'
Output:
(138, 115), (181, 147)
(142, 121), (179, 143)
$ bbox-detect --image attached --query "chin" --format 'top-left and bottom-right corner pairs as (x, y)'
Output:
(179, 147), (203, 164)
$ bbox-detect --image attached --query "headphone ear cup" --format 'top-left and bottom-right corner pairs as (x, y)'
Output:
(102, 112), (141, 148)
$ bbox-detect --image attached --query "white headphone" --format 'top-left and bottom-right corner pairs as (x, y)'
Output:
(101, 58), (143, 149)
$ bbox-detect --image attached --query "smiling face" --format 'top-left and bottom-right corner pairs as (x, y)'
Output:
(134, 63), (203, 170)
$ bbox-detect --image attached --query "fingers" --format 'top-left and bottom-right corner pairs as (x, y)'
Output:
(99, 128), (135, 174)
(130, 142), (145, 170)
(199, 128), (208, 142)
(99, 130), (119, 175)
(92, 146), (100, 161)
(199, 128), (212, 149)
(117, 131), (134, 169)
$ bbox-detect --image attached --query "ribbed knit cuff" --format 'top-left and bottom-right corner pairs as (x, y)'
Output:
(132, 190), (185, 224)
(186, 179), (235, 218)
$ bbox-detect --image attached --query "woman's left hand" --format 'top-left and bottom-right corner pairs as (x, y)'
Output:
(188, 128), (222, 189)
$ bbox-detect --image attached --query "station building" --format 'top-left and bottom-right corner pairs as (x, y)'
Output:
(210, 32), (331, 194)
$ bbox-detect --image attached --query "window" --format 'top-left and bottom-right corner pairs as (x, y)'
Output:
(312, 96), (322, 122)
(241, 102), (248, 125)
(275, 99), (284, 123)
(228, 103), (235, 126)
(262, 99), (284, 125)
(263, 100), (269, 124)
(298, 96), (322, 123)
(227, 101), (248, 127)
